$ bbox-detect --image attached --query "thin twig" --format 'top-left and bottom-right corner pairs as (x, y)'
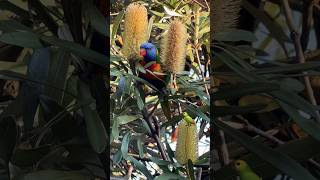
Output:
(193, 5), (210, 96)
(196, 167), (203, 180)
(281, 0), (320, 123)
(236, 115), (284, 145)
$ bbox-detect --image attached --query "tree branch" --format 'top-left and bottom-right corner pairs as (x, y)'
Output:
(281, 0), (320, 123)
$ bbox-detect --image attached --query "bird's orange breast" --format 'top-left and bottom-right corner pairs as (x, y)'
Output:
(139, 61), (163, 80)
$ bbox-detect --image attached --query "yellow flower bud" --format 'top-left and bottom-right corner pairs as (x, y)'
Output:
(175, 120), (198, 165)
(122, 3), (148, 59)
(161, 20), (188, 74)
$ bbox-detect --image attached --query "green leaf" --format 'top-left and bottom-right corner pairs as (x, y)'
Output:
(216, 51), (319, 121)
(78, 81), (107, 153)
(116, 115), (140, 125)
(279, 102), (320, 142)
(0, 61), (27, 74)
(160, 98), (172, 121)
(0, 20), (33, 32)
(150, 10), (165, 17)
(213, 82), (280, 101)
(0, 2), (30, 19)
(155, 173), (185, 180)
(41, 36), (107, 66)
(214, 29), (257, 42)
(121, 132), (131, 159)
(112, 150), (123, 164)
(242, 0), (290, 44)
(39, 95), (79, 142)
(213, 105), (266, 116)
(150, 157), (171, 166)
(82, 0), (107, 36)
(153, 23), (169, 30)
(11, 146), (50, 167)
(160, 114), (182, 129)
(111, 10), (125, 44)
(276, 78), (304, 92)
(187, 160), (195, 180)
(182, 103), (209, 121)
(135, 88), (144, 110)
(137, 136), (144, 158)
(111, 118), (119, 141)
(215, 137), (320, 180)
(126, 156), (153, 180)
(253, 61), (320, 75)
(147, 15), (155, 40)
(213, 119), (318, 180)
(44, 48), (71, 104)
(0, 31), (43, 49)
(15, 170), (89, 180)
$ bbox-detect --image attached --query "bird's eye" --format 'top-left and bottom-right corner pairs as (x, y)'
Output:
(236, 162), (240, 166)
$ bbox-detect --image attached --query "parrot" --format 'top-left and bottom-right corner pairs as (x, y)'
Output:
(138, 43), (173, 124)
(234, 160), (262, 180)
(138, 42), (167, 90)
(183, 112), (195, 125)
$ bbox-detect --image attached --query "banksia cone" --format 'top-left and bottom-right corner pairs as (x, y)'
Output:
(161, 20), (188, 74)
(123, 3), (148, 59)
(212, 0), (241, 33)
(175, 120), (198, 165)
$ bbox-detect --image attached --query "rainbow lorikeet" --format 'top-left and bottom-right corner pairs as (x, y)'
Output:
(138, 42), (166, 90)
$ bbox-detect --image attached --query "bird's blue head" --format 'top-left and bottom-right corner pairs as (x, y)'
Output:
(140, 42), (157, 62)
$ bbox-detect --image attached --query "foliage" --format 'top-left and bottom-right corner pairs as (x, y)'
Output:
(0, 0), (108, 179)
(212, 0), (320, 180)
(110, 0), (210, 179)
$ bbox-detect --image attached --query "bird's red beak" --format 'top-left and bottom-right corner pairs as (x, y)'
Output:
(140, 48), (146, 57)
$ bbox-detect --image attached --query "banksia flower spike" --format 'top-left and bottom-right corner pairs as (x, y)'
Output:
(161, 20), (188, 90)
(123, 3), (148, 59)
(175, 119), (198, 165)
(212, 0), (241, 33)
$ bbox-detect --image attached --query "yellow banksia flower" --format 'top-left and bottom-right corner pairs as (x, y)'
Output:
(161, 20), (188, 74)
(123, 3), (148, 59)
(175, 120), (198, 165)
